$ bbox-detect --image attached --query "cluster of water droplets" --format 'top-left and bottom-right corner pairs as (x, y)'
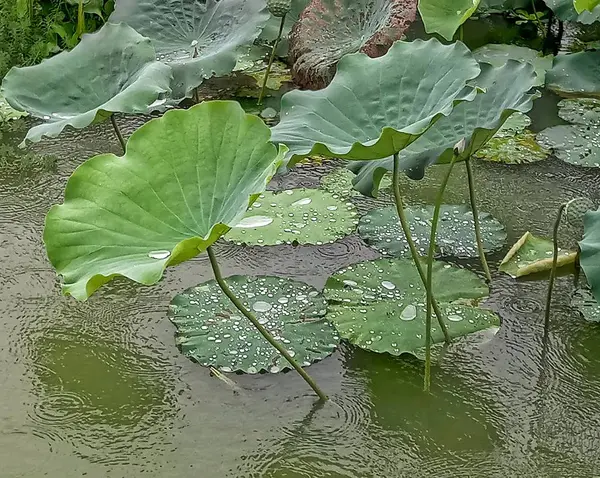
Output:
(537, 124), (600, 168)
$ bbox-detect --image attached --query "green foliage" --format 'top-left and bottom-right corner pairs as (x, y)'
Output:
(580, 208), (600, 303)
(418, 0), (481, 41)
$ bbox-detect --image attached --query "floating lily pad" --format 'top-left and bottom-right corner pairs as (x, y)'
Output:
(580, 207), (600, 303)
(0, 94), (28, 123)
(546, 51), (600, 97)
(536, 125), (600, 168)
(571, 288), (600, 322)
(323, 258), (501, 357)
(170, 275), (339, 373)
(474, 131), (550, 164)
(499, 231), (578, 278)
(359, 204), (506, 258)
(225, 188), (359, 246)
(493, 112), (531, 137)
(320, 167), (392, 199)
(557, 98), (600, 125)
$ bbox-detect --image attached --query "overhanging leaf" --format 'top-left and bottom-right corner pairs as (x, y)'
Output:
(170, 275), (338, 373)
(109, 0), (269, 100)
(0, 23), (172, 145)
(580, 208), (600, 303)
(575, 0), (600, 12)
(324, 258), (501, 357)
(546, 51), (600, 97)
(44, 101), (286, 301)
(558, 98), (600, 125)
(418, 0), (480, 41)
(271, 38), (481, 166)
(536, 124), (600, 168)
(543, 0), (600, 21)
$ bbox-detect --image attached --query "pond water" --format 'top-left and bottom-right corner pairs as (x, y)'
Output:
(2, 16), (600, 478)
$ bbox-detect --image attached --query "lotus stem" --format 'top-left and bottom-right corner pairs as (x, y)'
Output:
(258, 14), (286, 106)
(424, 155), (459, 392)
(530, 0), (545, 39)
(206, 246), (328, 402)
(110, 115), (126, 154)
(465, 158), (492, 284)
(392, 153), (451, 345)
(544, 203), (566, 330)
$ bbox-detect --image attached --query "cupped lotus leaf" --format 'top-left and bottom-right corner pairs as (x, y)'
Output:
(473, 44), (553, 87)
(225, 188), (358, 246)
(0, 94), (28, 122)
(323, 258), (501, 357)
(546, 51), (600, 97)
(349, 61), (538, 195)
(0, 23), (172, 145)
(418, 0), (480, 41)
(558, 98), (600, 125)
(536, 125), (600, 168)
(288, 0), (418, 89)
(44, 101), (286, 301)
(575, 0), (600, 12)
(580, 208), (600, 303)
(359, 204), (506, 258)
(544, 0), (600, 21)
(109, 0), (269, 100)
(499, 232), (577, 278)
(572, 288), (600, 322)
(169, 275), (339, 373)
(271, 39), (481, 167)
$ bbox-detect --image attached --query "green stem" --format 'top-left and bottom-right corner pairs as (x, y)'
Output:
(206, 246), (328, 402)
(424, 156), (459, 392)
(110, 114), (126, 154)
(458, 24), (464, 42)
(465, 158), (492, 284)
(544, 203), (565, 331)
(530, 0), (545, 39)
(258, 14), (286, 106)
(392, 153), (451, 345)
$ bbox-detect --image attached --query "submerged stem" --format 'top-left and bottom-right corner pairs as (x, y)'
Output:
(544, 203), (566, 330)
(391, 153), (451, 345)
(206, 246), (328, 401)
(110, 115), (126, 154)
(258, 14), (286, 106)
(465, 158), (492, 284)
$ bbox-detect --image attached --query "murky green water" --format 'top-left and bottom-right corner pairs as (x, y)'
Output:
(3, 17), (600, 478)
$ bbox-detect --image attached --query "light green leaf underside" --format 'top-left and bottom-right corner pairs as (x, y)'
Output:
(270, 38), (481, 164)
(543, 0), (600, 22)
(571, 288), (600, 322)
(359, 204), (506, 258)
(546, 51), (600, 97)
(0, 94), (28, 122)
(324, 258), (500, 357)
(536, 124), (600, 168)
(575, 0), (600, 12)
(109, 0), (269, 100)
(44, 101), (285, 301)
(418, 0), (481, 41)
(225, 188), (358, 246)
(499, 231), (577, 278)
(580, 208), (600, 304)
(0, 23), (172, 145)
(169, 275), (338, 373)
(558, 98), (600, 125)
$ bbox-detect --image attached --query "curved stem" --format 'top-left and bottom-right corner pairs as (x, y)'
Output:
(258, 14), (286, 106)
(424, 157), (459, 392)
(392, 153), (451, 345)
(544, 203), (565, 331)
(530, 0), (545, 39)
(110, 115), (126, 154)
(465, 158), (492, 284)
(206, 246), (328, 402)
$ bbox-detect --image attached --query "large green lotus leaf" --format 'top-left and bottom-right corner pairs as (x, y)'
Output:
(572, 288), (600, 322)
(543, 0), (600, 21)
(575, 0), (600, 12)
(359, 204), (506, 258)
(546, 51), (600, 97)
(323, 258), (501, 357)
(536, 125), (600, 168)
(499, 232), (577, 278)
(473, 44), (553, 87)
(169, 275), (338, 373)
(109, 0), (269, 100)
(558, 98), (600, 125)
(288, 0), (418, 89)
(270, 38), (481, 165)
(0, 23), (172, 145)
(44, 101), (286, 301)
(225, 188), (358, 245)
(349, 61), (538, 196)
(418, 0), (480, 41)
(580, 208), (600, 303)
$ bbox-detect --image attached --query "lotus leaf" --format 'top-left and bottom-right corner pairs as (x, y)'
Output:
(418, 0), (480, 41)
(169, 275), (339, 373)
(109, 0), (269, 100)
(225, 188), (358, 246)
(288, 0), (418, 89)
(536, 125), (600, 168)
(44, 101), (286, 301)
(572, 288), (600, 321)
(0, 23), (172, 145)
(473, 44), (553, 87)
(543, 0), (600, 22)
(323, 258), (501, 357)
(359, 204), (506, 258)
(580, 208), (600, 303)
(575, 0), (600, 11)
(320, 167), (392, 199)
(546, 51), (600, 97)
(499, 232), (577, 278)
(271, 38), (481, 167)
(473, 131), (550, 164)
(0, 94), (28, 122)
(558, 98), (600, 125)
(349, 61), (538, 195)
